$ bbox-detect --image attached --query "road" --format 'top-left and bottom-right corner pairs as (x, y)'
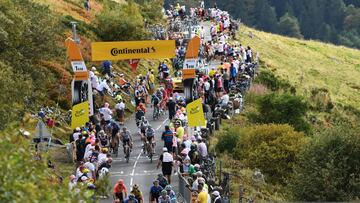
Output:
(102, 21), (215, 203)
(101, 106), (178, 203)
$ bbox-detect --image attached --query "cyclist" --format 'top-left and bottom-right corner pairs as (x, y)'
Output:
(113, 179), (128, 202)
(130, 184), (143, 203)
(149, 180), (163, 203)
(157, 174), (169, 188)
(158, 190), (171, 203)
(165, 185), (176, 203)
(151, 92), (161, 119)
(145, 125), (156, 155)
(139, 117), (149, 138)
(135, 105), (146, 127)
(120, 127), (133, 154)
(124, 193), (138, 203)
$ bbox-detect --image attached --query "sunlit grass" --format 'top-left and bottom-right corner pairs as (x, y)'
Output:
(238, 26), (360, 110)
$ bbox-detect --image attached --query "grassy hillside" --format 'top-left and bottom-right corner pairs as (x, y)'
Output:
(238, 26), (360, 110)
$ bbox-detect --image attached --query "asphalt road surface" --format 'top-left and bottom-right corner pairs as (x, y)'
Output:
(101, 105), (178, 203)
(102, 21), (216, 203)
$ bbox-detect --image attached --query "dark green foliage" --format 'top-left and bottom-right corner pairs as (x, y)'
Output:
(278, 13), (302, 38)
(215, 127), (241, 154)
(165, 0), (360, 48)
(95, 0), (149, 41)
(289, 127), (360, 201)
(0, 0), (64, 129)
(256, 93), (310, 133)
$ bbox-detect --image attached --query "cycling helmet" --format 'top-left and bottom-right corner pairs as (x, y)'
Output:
(133, 184), (139, 189)
(161, 190), (167, 196)
(165, 185), (172, 191)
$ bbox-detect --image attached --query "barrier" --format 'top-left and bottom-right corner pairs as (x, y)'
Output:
(178, 173), (193, 203)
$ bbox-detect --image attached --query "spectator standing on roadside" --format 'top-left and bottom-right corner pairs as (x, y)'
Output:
(84, 0), (90, 11)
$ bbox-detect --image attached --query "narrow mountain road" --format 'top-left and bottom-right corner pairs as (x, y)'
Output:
(101, 106), (178, 203)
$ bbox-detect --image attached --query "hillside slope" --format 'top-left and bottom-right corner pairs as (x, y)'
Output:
(238, 26), (360, 110)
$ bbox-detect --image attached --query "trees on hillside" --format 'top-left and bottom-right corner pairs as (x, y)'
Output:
(165, 0), (360, 48)
(290, 127), (360, 201)
(278, 13), (302, 38)
(95, 1), (148, 41)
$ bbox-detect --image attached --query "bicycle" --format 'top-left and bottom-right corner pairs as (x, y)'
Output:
(145, 140), (155, 163)
(124, 143), (131, 163)
(152, 105), (160, 120)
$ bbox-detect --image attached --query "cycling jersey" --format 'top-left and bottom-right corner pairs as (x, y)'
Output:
(121, 131), (131, 141)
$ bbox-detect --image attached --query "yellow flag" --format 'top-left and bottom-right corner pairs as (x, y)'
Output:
(186, 99), (206, 127)
(91, 40), (176, 61)
(71, 101), (89, 129)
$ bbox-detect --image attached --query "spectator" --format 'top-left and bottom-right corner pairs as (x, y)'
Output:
(197, 183), (208, 203)
(212, 191), (222, 203)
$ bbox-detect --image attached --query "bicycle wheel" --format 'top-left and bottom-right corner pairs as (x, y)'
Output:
(125, 147), (130, 163)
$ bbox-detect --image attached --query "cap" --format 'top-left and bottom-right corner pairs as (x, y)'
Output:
(212, 191), (220, 196)
(91, 67), (96, 71)
(163, 147), (168, 152)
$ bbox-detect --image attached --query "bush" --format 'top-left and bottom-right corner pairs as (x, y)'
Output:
(95, 0), (149, 41)
(216, 127), (241, 154)
(256, 93), (311, 133)
(234, 124), (306, 184)
(289, 126), (360, 201)
(0, 130), (86, 202)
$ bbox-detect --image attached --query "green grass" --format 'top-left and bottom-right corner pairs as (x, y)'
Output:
(238, 26), (360, 110)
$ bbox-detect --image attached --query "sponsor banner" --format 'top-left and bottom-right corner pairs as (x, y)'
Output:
(185, 36), (201, 59)
(91, 40), (176, 61)
(186, 99), (206, 127)
(71, 101), (89, 129)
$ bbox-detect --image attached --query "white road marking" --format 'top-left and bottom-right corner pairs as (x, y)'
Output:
(130, 151), (142, 186)
(156, 118), (168, 131)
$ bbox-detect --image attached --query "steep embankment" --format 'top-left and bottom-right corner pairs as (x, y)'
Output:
(238, 26), (360, 110)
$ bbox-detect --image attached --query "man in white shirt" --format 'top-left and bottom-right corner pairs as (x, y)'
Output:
(96, 79), (111, 96)
(72, 127), (81, 142)
(90, 67), (99, 90)
(99, 103), (112, 123)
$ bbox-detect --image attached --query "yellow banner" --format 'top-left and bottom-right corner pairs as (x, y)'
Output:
(186, 99), (206, 127)
(91, 40), (176, 61)
(71, 101), (89, 129)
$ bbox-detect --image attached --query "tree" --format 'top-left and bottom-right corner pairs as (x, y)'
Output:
(278, 13), (303, 38)
(256, 93), (310, 133)
(254, 0), (278, 32)
(234, 124), (307, 184)
(289, 127), (360, 201)
(95, 1), (148, 41)
(0, 130), (88, 202)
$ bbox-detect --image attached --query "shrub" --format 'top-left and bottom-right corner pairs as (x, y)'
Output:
(234, 124), (306, 184)
(95, 0), (149, 41)
(0, 130), (86, 202)
(289, 126), (360, 201)
(257, 93), (310, 133)
(216, 127), (241, 154)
